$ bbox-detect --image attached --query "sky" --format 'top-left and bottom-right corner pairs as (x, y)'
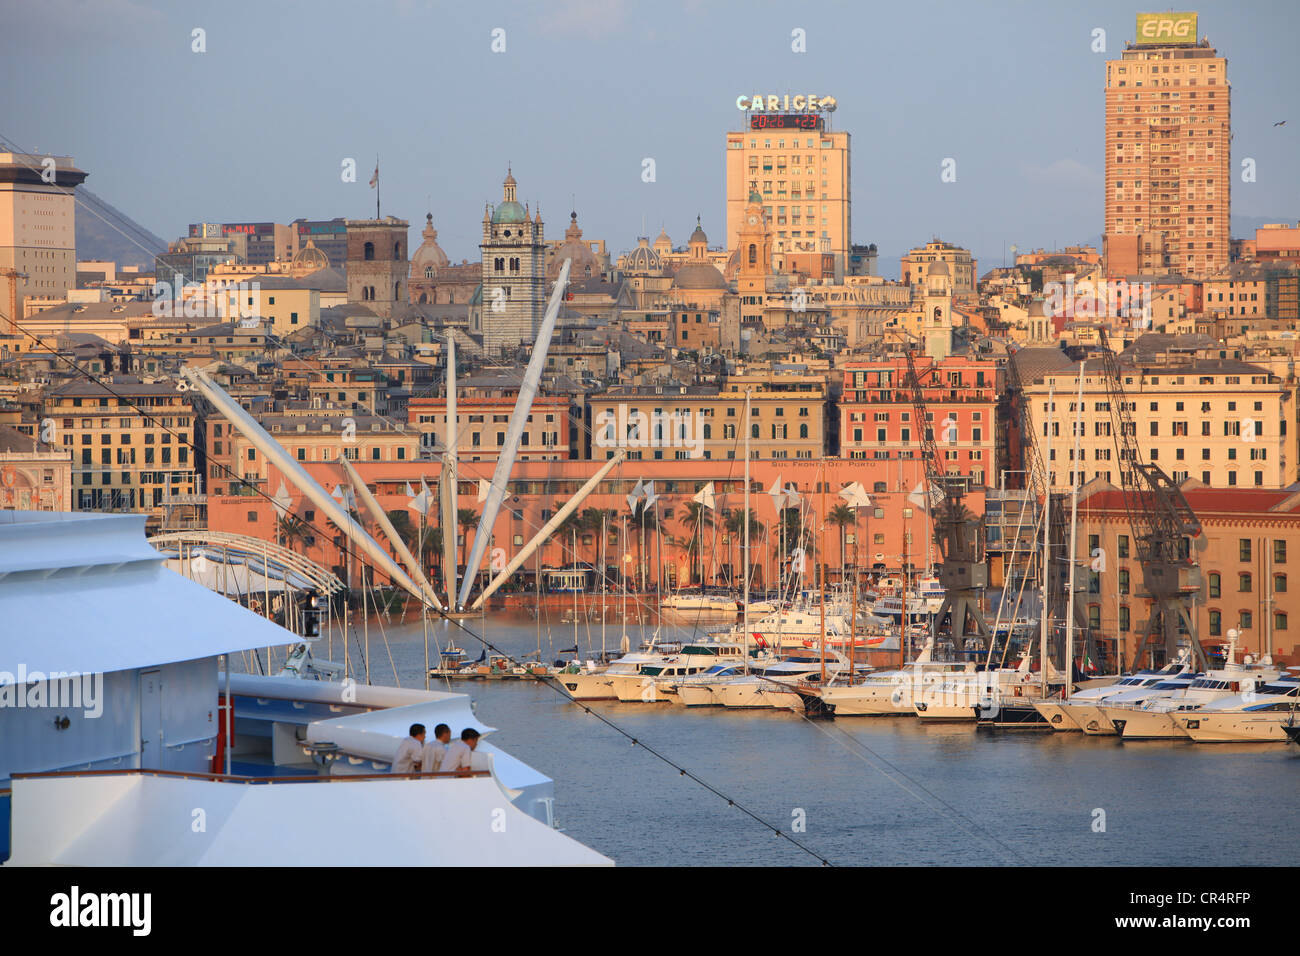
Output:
(3, 0), (1298, 277)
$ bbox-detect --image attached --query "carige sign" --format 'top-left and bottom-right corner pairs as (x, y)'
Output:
(736, 94), (837, 112)
(1135, 11), (1198, 45)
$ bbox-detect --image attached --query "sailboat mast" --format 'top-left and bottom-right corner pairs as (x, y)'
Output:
(1040, 383), (1054, 697)
(743, 392), (751, 670)
(601, 511), (607, 657)
(819, 465), (827, 684)
(1066, 362), (1085, 691)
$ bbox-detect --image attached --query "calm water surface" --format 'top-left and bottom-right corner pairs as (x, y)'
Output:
(288, 607), (1300, 867)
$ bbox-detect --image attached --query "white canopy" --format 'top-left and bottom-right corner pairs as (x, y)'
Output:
(0, 512), (298, 679)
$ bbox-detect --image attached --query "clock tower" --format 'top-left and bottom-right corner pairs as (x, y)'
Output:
(735, 190), (772, 304)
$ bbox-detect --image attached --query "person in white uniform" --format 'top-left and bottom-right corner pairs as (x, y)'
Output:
(441, 727), (481, 774)
(421, 723), (452, 774)
(391, 723), (426, 774)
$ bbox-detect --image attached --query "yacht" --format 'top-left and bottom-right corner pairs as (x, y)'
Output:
(553, 644), (669, 701)
(661, 591), (739, 614)
(912, 654), (1038, 722)
(713, 653), (848, 710)
(1040, 657), (1193, 732)
(1175, 673), (1300, 742)
(734, 604), (854, 653)
(667, 663), (751, 707)
(1073, 670), (1201, 736)
(816, 640), (970, 715)
(607, 641), (749, 703)
(1103, 642), (1282, 739)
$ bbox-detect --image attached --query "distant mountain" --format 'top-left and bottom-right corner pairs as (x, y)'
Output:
(75, 188), (168, 268)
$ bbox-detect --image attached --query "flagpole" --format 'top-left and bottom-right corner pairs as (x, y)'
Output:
(375, 155), (380, 219)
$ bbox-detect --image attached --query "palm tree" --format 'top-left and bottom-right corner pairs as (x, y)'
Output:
(628, 499), (659, 591)
(678, 501), (715, 585)
(723, 507), (764, 588)
(828, 503), (856, 585)
(578, 507), (617, 569)
(277, 513), (309, 554)
(455, 507), (478, 580)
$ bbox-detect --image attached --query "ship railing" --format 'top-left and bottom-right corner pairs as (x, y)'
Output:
(11, 767), (491, 785)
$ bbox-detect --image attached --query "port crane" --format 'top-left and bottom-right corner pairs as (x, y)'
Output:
(1096, 329), (1206, 670)
(903, 346), (992, 651)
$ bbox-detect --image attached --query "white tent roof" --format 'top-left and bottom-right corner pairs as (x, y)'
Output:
(0, 512), (298, 679)
(9, 770), (612, 866)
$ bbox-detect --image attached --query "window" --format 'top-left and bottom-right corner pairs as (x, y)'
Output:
(1088, 605), (1101, 629)
(1275, 540), (1287, 564)
(1117, 535), (1129, 559)
(1239, 610), (1253, 630)
(1118, 569), (1130, 595)
(1240, 539), (1252, 562)
(1275, 574), (1287, 594)
(1208, 610), (1221, 636)
(1276, 612), (1288, 631)
(1208, 573), (1221, 599)
(1239, 573), (1252, 593)
(1119, 606), (1130, 632)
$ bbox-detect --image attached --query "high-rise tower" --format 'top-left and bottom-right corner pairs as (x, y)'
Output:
(1103, 12), (1229, 278)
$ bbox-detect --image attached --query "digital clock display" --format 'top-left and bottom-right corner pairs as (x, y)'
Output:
(749, 114), (823, 131)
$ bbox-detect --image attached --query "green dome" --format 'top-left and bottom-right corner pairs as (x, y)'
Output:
(491, 200), (527, 224)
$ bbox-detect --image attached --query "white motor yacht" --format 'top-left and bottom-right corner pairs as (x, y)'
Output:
(817, 640), (970, 715)
(1072, 669), (1201, 735)
(713, 653), (848, 710)
(1175, 673), (1300, 742)
(1104, 641), (1282, 739)
(1041, 656), (1193, 731)
(607, 641), (749, 703)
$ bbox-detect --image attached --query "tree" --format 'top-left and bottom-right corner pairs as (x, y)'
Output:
(579, 507), (617, 569)
(277, 513), (309, 554)
(723, 507), (765, 588)
(679, 501), (715, 585)
(828, 503), (856, 585)
(628, 498), (659, 591)
(455, 507), (478, 578)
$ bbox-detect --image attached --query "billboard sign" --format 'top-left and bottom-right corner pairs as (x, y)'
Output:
(1135, 12), (1198, 45)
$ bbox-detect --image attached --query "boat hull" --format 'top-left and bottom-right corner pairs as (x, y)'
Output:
(1179, 713), (1291, 742)
(1112, 709), (1188, 740)
(1031, 699), (1082, 731)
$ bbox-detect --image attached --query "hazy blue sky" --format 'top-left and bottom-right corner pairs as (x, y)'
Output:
(3, 0), (1298, 276)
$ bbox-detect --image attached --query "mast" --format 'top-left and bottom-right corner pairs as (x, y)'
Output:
(442, 334), (458, 609)
(819, 465), (828, 684)
(743, 392), (751, 671)
(1066, 362), (1085, 692)
(601, 511), (607, 658)
(1040, 383), (1054, 697)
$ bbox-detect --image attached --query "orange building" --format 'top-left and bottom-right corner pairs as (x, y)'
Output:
(205, 456), (984, 594)
(1103, 13), (1230, 277)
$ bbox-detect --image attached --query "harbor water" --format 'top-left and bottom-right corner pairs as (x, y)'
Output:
(269, 608), (1300, 867)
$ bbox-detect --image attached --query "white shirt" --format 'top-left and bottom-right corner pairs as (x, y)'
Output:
(441, 740), (475, 772)
(391, 736), (423, 774)
(421, 740), (448, 774)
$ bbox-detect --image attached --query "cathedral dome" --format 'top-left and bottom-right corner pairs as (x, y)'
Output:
(291, 239), (330, 273)
(410, 213), (450, 275)
(672, 261), (727, 290)
(625, 237), (662, 274)
(928, 259), (950, 278)
(549, 211), (601, 279)
(491, 201), (528, 224)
